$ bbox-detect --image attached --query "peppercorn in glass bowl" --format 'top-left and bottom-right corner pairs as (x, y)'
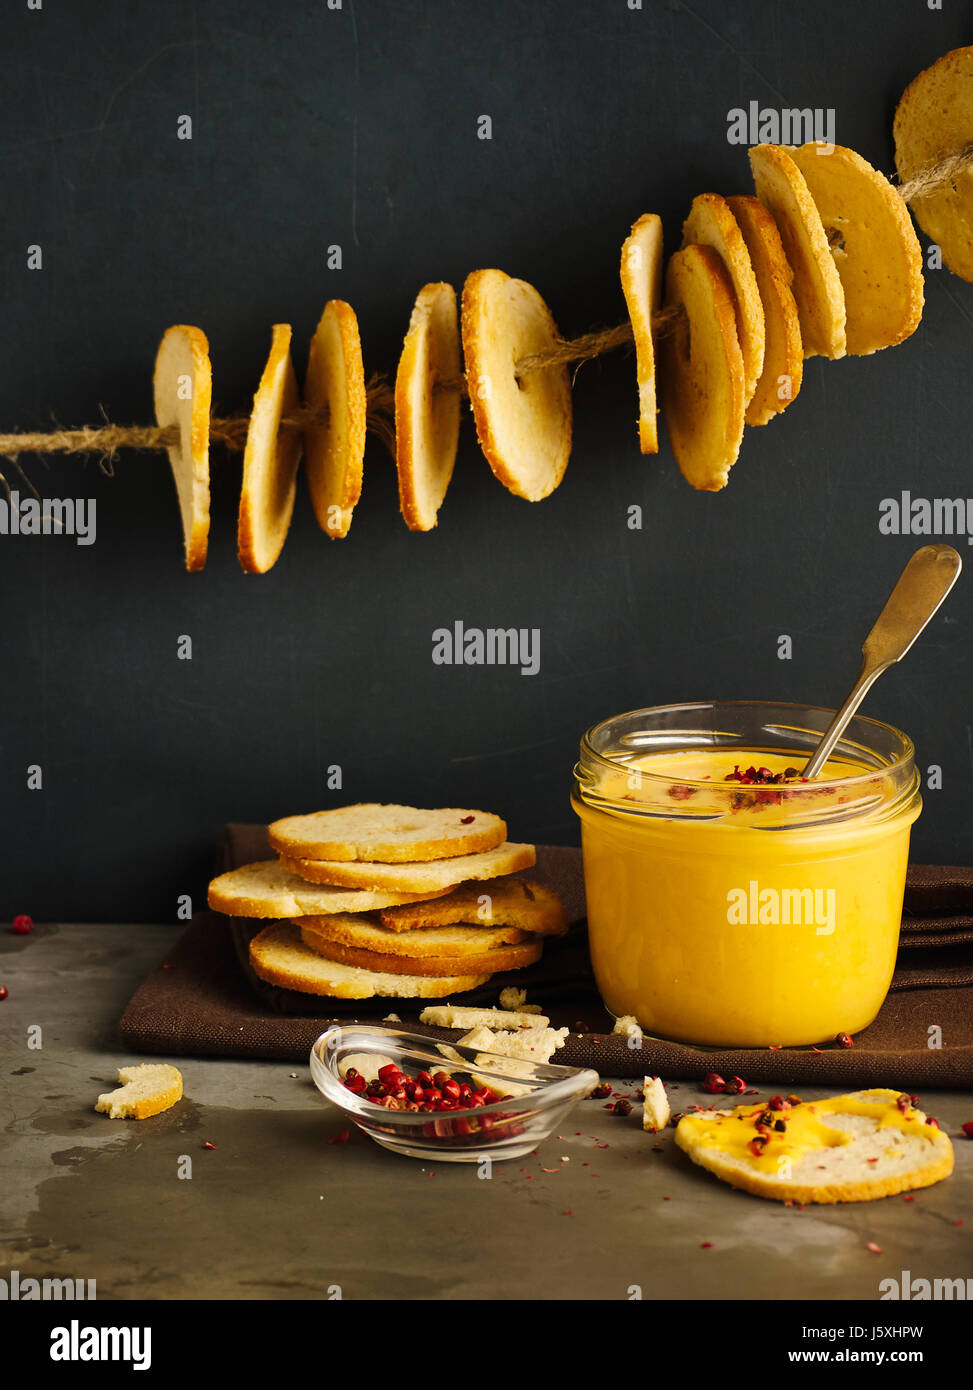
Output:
(310, 1024), (599, 1162)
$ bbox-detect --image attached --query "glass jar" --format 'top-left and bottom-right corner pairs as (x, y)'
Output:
(571, 701), (921, 1048)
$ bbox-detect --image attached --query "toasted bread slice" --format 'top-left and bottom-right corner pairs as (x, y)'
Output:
(303, 299), (366, 539)
(790, 142), (924, 355)
(749, 143), (847, 359)
(395, 282), (462, 530)
(419, 1003), (550, 1029)
(153, 325), (212, 572)
(378, 877), (566, 935)
(95, 1064), (183, 1120)
(895, 46), (973, 282)
(281, 841), (536, 892)
(725, 195), (804, 424)
(658, 243), (746, 491)
(675, 1089), (954, 1204)
(295, 910), (526, 955)
(237, 324), (302, 573)
(268, 803), (506, 863)
(249, 922), (490, 997)
(619, 213), (664, 453)
(207, 860), (450, 918)
(681, 194), (765, 404)
(299, 924), (542, 977)
(462, 268), (572, 500)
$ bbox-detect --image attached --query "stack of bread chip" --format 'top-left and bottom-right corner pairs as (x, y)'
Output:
(206, 804), (567, 1001)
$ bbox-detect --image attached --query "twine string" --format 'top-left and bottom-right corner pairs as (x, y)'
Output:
(2, 147), (972, 468)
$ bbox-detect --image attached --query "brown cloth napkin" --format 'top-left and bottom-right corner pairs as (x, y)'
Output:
(118, 826), (973, 1087)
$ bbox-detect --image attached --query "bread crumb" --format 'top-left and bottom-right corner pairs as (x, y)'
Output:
(642, 1076), (670, 1131)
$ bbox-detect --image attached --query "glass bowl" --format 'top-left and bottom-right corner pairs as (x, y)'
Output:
(309, 1025), (598, 1162)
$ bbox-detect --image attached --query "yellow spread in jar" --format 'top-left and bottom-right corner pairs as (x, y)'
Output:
(573, 741), (921, 1047)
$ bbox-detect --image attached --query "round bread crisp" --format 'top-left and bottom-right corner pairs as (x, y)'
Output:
(658, 243), (746, 491)
(681, 193), (765, 405)
(207, 861), (451, 918)
(749, 143), (847, 359)
(462, 268), (572, 501)
(675, 1089), (954, 1205)
(303, 299), (366, 539)
(250, 922), (490, 998)
(268, 804), (507, 863)
(281, 841), (537, 893)
(395, 282), (462, 530)
(237, 323), (303, 573)
(619, 213), (664, 453)
(790, 143), (923, 355)
(378, 877), (567, 936)
(153, 324), (212, 572)
(299, 925), (542, 977)
(297, 911), (527, 956)
(725, 195), (804, 425)
(895, 46), (973, 282)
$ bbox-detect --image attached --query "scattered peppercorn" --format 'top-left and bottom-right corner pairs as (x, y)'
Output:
(612, 1099), (632, 1116)
(962, 1122), (973, 1138)
(773, 1119), (787, 1132)
(703, 1072), (726, 1093)
(723, 1076), (746, 1095)
(12, 915), (33, 935)
(0, 987), (7, 1000)
(591, 1082), (613, 1099)
(459, 815), (475, 824)
(836, 1032), (854, 1049)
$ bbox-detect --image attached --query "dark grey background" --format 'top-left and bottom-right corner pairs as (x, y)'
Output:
(1, 0), (970, 922)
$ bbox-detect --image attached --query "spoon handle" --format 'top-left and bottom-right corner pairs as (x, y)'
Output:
(802, 544), (962, 779)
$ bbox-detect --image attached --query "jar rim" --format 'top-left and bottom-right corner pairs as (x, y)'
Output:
(579, 699), (916, 793)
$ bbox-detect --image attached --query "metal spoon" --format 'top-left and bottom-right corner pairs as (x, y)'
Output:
(802, 544), (962, 779)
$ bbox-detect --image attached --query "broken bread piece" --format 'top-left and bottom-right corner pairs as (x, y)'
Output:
(658, 243), (746, 491)
(379, 877), (566, 936)
(675, 1089), (953, 1204)
(462, 268), (572, 501)
(619, 212), (664, 452)
(95, 1064), (183, 1120)
(749, 143), (846, 359)
(419, 1003), (550, 1030)
(789, 142), (923, 356)
(456, 1024), (568, 1063)
(249, 922), (490, 998)
(642, 1077), (670, 1132)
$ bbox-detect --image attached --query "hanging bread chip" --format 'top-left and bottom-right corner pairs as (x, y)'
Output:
(895, 46), (973, 282)
(461, 268), (572, 500)
(658, 244), (746, 491)
(681, 194), (765, 405)
(303, 299), (366, 539)
(619, 213), (664, 453)
(395, 282), (462, 530)
(152, 324), (212, 572)
(790, 143), (923, 355)
(749, 143), (847, 359)
(725, 195), (804, 425)
(237, 324), (302, 573)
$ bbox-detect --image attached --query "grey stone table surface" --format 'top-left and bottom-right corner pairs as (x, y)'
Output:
(1, 922), (971, 1302)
